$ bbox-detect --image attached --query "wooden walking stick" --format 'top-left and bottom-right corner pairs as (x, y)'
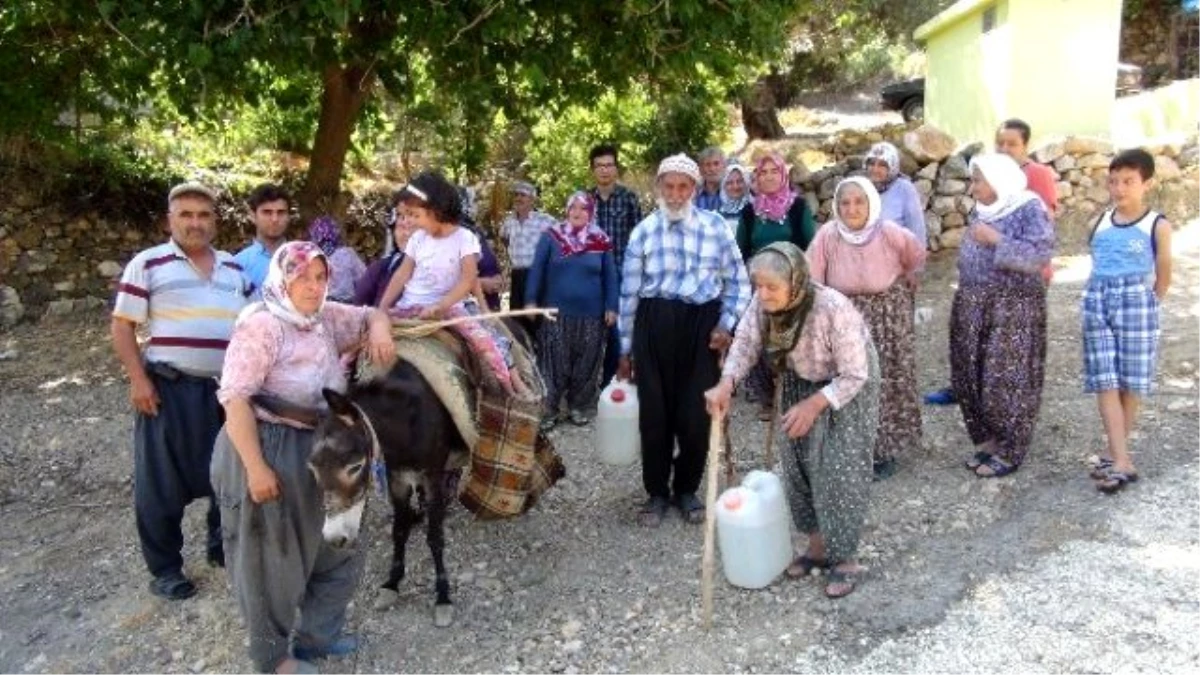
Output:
(701, 410), (724, 629)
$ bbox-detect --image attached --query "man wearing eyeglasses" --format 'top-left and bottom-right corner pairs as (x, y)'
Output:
(589, 144), (644, 386)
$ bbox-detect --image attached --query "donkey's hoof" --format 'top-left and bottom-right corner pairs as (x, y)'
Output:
(433, 603), (455, 627)
(373, 588), (400, 611)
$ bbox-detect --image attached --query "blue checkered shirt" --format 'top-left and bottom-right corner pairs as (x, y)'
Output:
(591, 184), (643, 269)
(618, 208), (751, 355)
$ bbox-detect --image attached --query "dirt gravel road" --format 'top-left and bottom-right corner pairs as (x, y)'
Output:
(1, 224), (1197, 674)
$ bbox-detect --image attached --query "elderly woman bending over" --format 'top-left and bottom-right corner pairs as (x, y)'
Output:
(706, 242), (879, 599)
(212, 241), (395, 674)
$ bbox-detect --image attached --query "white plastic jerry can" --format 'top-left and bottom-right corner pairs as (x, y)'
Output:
(715, 470), (793, 589)
(595, 380), (640, 466)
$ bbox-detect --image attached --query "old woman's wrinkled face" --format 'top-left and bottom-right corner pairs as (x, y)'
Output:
(757, 161), (784, 194)
(287, 257), (329, 315)
(753, 270), (792, 313)
(866, 159), (891, 187)
(567, 201), (590, 229)
(837, 184), (871, 231)
(724, 171), (747, 200)
(970, 167), (998, 205)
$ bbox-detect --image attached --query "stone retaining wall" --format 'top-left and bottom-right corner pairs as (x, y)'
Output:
(787, 124), (1199, 252)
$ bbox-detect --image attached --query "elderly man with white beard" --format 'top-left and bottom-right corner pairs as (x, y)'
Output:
(616, 153), (752, 527)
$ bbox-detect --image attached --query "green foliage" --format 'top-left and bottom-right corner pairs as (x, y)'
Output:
(1, 0), (807, 208)
(525, 79), (730, 210)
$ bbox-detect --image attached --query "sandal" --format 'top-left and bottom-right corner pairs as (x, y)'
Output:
(639, 496), (670, 528)
(824, 567), (859, 599)
(785, 555), (828, 579)
(674, 493), (706, 525)
(1096, 469), (1138, 494)
(965, 451), (992, 470)
(974, 456), (1018, 478)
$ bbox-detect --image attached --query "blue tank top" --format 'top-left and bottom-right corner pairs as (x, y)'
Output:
(1089, 209), (1160, 280)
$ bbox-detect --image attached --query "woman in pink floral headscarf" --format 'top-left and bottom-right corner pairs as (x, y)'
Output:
(213, 241), (394, 674)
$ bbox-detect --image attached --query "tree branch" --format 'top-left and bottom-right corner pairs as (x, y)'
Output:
(94, 1), (146, 56)
(446, 0), (505, 47)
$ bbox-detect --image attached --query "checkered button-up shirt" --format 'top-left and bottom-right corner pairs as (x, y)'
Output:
(618, 208), (751, 355)
(500, 210), (556, 269)
(591, 184), (643, 269)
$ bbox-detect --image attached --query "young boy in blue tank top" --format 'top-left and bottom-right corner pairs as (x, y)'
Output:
(1083, 149), (1173, 493)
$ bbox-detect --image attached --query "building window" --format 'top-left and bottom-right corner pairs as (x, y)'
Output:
(982, 6), (997, 33)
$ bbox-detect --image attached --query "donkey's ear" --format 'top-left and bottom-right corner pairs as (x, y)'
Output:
(323, 388), (356, 417)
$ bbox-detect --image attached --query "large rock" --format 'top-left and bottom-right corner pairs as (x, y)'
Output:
(916, 162), (939, 181)
(1154, 155), (1182, 181)
(940, 155), (971, 180)
(1064, 137), (1114, 155)
(1078, 153), (1112, 170)
(955, 195), (976, 214)
(97, 260), (123, 277)
(932, 196), (957, 216)
(45, 299), (75, 316)
(1053, 154), (1078, 172)
(914, 179), (934, 197)
(1086, 187), (1111, 203)
(938, 179), (969, 196)
(1178, 144), (1199, 168)
(925, 212), (943, 238)
(0, 285), (23, 329)
(943, 212), (966, 229)
(939, 227), (965, 249)
(903, 125), (958, 163)
(956, 141), (986, 162)
(1056, 182), (1074, 198)
(1032, 140), (1066, 164)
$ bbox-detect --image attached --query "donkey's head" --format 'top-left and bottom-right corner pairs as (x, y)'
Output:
(310, 388), (375, 548)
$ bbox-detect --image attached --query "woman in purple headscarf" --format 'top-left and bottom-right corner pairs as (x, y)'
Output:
(308, 216), (367, 303)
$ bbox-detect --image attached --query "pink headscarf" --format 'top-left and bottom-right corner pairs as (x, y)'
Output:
(548, 191), (611, 256)
(753, 153), (797, 221)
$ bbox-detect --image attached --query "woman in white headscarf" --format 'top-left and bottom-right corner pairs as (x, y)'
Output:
(951, 154), (1055, 479)
(717, 164), (753, 239)
(807, 177), (926, 480)
(864, 142), (927, 246)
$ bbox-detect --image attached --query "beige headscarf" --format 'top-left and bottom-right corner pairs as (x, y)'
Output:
(758, 241), (816, 374)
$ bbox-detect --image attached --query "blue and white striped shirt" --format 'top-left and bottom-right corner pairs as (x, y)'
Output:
(618, 208), (751, 355)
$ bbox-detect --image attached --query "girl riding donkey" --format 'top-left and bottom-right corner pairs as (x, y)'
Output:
(378, 171), (534, 399)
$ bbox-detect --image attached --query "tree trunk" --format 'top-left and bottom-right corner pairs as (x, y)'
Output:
(299, 64), (375, 223)
(740, 77), (786, 141)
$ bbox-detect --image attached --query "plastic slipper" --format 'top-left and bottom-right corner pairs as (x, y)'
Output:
(975, 456), (1018, 478)
(1096, 470), (1138, 493)
(639, 496), (670, 528)
(965, 451), (992, 470)
(785, 555), (828, 579)
(824, 568), (859, 599)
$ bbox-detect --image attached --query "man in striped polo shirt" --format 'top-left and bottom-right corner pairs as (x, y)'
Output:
(111, 182), (247, 601)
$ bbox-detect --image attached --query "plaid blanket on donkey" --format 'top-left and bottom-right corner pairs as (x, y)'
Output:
(359, 319), (564, 519)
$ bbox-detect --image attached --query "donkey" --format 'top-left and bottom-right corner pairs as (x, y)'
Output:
(309, 360), (468, 627)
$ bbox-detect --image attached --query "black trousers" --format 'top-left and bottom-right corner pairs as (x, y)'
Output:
(602, 269), (624, 386)
(134, 365), (224, 577)
(510, 267), (536, 337)
(633, 298), (721, 499)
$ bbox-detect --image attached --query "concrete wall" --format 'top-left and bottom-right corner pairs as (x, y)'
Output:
(924, 1), (1011, 145)
(1112, 78), (1200, 147)
(922, 0), (1123, 145)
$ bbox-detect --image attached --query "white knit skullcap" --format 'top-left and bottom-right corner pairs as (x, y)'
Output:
(656, 153), (701, 185)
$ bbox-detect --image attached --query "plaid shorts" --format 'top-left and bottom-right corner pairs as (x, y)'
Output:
(1082, 276), (1159, 395)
